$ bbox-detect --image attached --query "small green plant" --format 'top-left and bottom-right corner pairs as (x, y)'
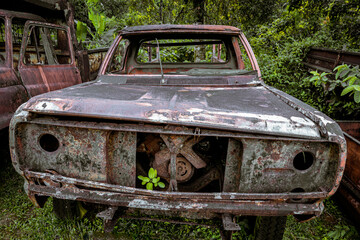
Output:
(334, 64), (360, 103)
(138, 168), (165, 190)
(309, 71), (331, 86)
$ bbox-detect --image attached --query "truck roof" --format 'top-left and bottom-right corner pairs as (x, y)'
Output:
(120, 24), (241, 36)
(0, 9), (45, 22)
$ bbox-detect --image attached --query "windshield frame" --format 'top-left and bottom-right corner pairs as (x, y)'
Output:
(99, 30), (261, 79)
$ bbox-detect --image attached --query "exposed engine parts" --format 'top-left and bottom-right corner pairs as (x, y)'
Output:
(137, 133), (227, 192)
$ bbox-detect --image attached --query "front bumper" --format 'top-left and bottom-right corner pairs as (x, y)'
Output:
(24, 170), (325, 217)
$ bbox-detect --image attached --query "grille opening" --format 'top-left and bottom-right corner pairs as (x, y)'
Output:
(293, 151), (314, 171)
(136, 133), (227, 192)
(39, 134), (59, 152)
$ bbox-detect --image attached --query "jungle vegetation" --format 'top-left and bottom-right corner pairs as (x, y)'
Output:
(72, 0), (360, 119)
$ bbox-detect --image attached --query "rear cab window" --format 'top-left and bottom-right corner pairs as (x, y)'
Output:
(137, 39), (228, 64)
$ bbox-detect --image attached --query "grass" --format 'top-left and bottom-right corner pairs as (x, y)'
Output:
(0, 155), (359, 240)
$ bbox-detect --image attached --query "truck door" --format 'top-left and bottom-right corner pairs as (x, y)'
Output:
(18, 21), (82, 97)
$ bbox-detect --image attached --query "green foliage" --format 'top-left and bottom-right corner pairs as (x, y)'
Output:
(335, 64), (360, 103)
(326, 224), (358, 240)
(284, 199), (359, 240)
(75, 0), (118, 48)
(76, 20), (88, 43)
(302, 65), (360, 118)
(244, 1), (359, 120)
(309, 70), (344, 92)
(138, 168), (165, 190)
(309, 71), (331, 87)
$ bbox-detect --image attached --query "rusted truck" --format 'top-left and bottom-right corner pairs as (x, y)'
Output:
(0, 7), (84, 163)
(0, 2), (107, 161)
(9, 25), (347, 239)
(0, 0), (87, 151)
(0, 9), (82, 131)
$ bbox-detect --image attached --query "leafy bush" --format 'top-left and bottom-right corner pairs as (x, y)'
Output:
(335, 65), (360, 103)
(246, 11), (359, 120)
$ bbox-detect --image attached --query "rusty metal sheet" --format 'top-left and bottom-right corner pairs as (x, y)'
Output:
(334, 121), (360, 228)
(265, 85), (347, 197)
(121, 24), (241, 35)
(0, 63), (29, 129)
(303, 47), (360, 72)
(18, 21), (82, 97)
(336, 184), (360, 229)
(0, 9), (45, 22)
(17, 123), (108, 182)
(21, 170), (329, 200)
(18, 65), (82, 97)
(0, 84), (28, 130)
(24, 116), (333, 142)
(223, 138), (242, 192)
(238, 139), (339, 193)
(22, 79), (323, 139)
(343, 133), (360, 188)
(27, 180), (324, 216)
(11, 115), (342, 197)
(337, 121), (360, 141)
(107, 131), (137, 186)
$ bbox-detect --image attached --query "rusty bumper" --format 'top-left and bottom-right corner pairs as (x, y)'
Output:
(25, 170), (325, 217)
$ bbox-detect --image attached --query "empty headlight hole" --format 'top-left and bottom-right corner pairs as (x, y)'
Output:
(293, 151), (314, 171)
(39, 134), (59, 152)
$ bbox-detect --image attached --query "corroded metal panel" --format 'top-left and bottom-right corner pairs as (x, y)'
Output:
(335, 124), (360, 229)
(304, 47), (360, 72)
(238, 139), (339, 193)
(18, 21), (82, 97)
(107, 131), (136, 187)
(18, 65), (82, 97)
(22, 82), (322, 139)
(120, 25), (241, 36)
(223, 138), (242, 192)
(27, 179), (324, 216)
(343, 133), (360, 188)
(0, 69), (28, 130)
(338, 121), (360, 141)
(0, 9), (45, 22)
(16, 123), (108, 182)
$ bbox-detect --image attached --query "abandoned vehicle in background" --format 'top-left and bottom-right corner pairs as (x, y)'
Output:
(0, 1), (108, 164)
(0, 0), (87, 159)
(9, 25), (346, 239)
(0, 9), (82, 131)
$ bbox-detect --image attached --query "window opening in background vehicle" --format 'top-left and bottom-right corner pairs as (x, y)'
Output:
(0, 18), (5, 65)
(10, 18), (27, 69)
(136, 39), (227, 64)
(107, 38), (130, 73)
(23, 25), (71, 65)
(236, 37), (252, 70)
